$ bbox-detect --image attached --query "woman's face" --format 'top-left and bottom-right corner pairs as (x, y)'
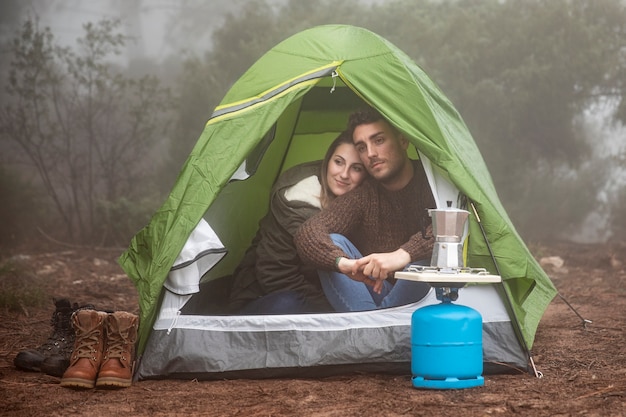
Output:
(326, 143), (367, 196)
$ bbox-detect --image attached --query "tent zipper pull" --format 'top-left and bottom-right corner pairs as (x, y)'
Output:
(330, 70), (338, 93)
(166, 310), (181, 335)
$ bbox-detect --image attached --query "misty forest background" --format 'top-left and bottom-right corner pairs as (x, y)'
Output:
(0, 0), (625, 251)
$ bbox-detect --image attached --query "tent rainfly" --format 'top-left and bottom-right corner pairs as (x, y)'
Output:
(119, 24), (557, 380)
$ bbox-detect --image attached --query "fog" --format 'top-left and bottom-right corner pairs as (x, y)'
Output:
(4, 0), (279, 59)
(3, 0), (384, 60)
(1, 0), (624, 245)
(574, 103), (626, 243)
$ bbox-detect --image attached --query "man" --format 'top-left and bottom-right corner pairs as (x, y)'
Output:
(294, 106), (435, 311)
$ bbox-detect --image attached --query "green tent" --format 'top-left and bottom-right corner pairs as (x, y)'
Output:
(119, 24), (556, 378)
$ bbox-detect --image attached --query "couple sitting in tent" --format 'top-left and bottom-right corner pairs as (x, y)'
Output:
(228, 107), (435, 315)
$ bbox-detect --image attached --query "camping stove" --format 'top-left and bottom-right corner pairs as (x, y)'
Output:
(395, 265), (501, 300)
(395, 204), (501, 390)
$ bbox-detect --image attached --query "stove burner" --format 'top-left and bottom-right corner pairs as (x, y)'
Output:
(404, 265), (491, 275)
(395, 265), (502, 290)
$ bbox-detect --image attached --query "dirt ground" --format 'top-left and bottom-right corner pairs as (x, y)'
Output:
(0, 240), (624, 417)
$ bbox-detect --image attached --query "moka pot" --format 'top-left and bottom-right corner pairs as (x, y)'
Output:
(429, 206), (470, 269)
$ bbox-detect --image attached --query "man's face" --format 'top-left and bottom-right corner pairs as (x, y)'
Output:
(352, 119), (408, 183)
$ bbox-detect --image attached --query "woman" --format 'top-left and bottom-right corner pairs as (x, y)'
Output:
(228, 131), (367, 314)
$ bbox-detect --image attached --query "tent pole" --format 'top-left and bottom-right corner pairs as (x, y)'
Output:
(469, 202), (543, 378)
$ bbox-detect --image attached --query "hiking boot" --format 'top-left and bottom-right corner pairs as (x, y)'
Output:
(40, 354), (70, 378)
(14, 298), (75, 373)
(60, 310), (108, 389)
(96, 311), (138, 389)
(40, 304), (97, 378)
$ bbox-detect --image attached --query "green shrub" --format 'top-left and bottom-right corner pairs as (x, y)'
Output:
(607, 183), (626, 241)
(0, 168), (45, 248)
(94, 196), (160, 246)
(503, 161), (603, 241)
(0, 258), (47, 312)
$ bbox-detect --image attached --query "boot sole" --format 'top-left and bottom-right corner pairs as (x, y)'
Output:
(60, 377), (95, 389)
(96, 376), (132, 388)
(14, 363), (42, 372)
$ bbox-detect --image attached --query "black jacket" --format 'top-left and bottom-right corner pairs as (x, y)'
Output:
(228, 161), (332, 313)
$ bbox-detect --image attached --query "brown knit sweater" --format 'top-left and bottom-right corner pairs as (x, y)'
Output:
(294, 160), (436, 271)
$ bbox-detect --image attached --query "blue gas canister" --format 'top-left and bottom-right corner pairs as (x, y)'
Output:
(411, 302), (484, 389)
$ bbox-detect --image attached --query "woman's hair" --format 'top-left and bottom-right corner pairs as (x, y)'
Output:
(319, 130), (357, 209)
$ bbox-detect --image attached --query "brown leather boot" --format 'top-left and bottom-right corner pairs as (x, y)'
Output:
(96, 311), (138, 388)
(60, 310), (107, 389)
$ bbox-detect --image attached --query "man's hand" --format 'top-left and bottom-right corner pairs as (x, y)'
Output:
(337, 249), (411, 294)
(353, 248), (411, 280)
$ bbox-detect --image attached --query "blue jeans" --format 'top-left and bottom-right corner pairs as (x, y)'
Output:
(318, 234), (430, 312)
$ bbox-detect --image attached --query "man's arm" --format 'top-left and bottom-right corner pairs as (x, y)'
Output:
(400, 223), (434, 262)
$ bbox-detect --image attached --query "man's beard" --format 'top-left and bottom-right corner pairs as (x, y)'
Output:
(371, 157), (405, 185)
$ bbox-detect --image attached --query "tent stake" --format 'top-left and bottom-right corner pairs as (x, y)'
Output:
(557, 293), (593, 329)
(469, 202), (542, 378)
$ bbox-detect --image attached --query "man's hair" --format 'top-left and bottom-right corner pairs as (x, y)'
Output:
(347, 106), (384, 134)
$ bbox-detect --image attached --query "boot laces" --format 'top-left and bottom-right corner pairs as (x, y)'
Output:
(39, 308), (74, 352)
(73, 327), (102, 361)
(104, 331), (130, 362)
